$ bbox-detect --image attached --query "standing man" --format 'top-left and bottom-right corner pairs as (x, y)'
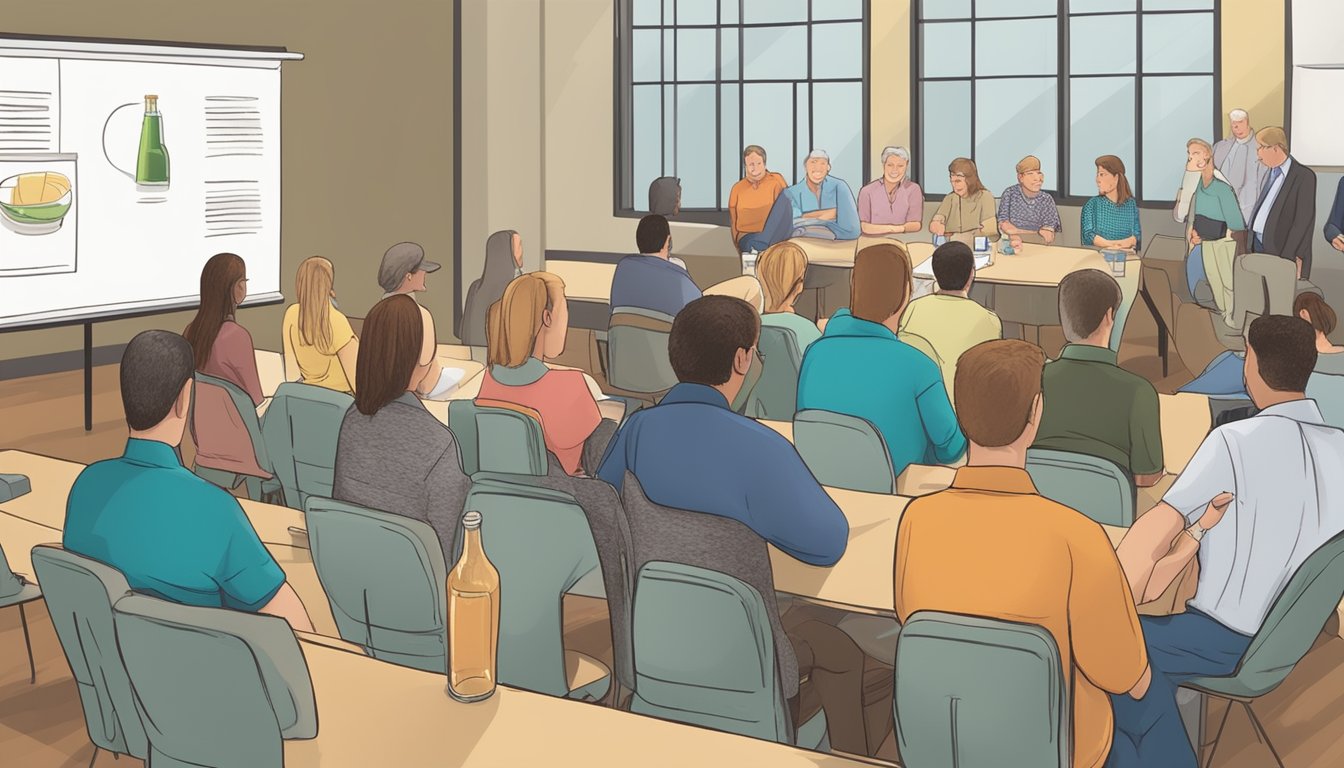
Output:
(729, 145), (788, 253)
(1212, 109), (1267, 226)
(997, 155), (1063, 248)
(1248, 127), (1317, 278)
(378, 241), (465, 399)
(1324, 175), (1344, 255)
(857, 146), (924, 237)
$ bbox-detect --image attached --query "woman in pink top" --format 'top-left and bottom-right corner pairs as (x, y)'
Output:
(183, 252), (268, 481)
(476, 272), (601, 476)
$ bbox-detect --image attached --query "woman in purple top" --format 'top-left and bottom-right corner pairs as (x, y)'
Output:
(858, 146), (924, 236)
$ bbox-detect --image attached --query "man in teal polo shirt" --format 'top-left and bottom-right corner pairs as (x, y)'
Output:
(798, 242), (967, 476)
(63, 331), (313, 629)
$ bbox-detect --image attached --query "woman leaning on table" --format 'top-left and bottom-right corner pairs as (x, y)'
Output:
(1081, 155), (1141, 251)
(928, 157), (998, 240)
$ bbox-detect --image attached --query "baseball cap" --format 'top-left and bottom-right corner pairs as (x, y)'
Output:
(377, 242), (440, 293)
(1016, 156), (1042, 175)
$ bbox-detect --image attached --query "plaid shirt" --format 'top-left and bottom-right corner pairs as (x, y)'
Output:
(997, 184), (1062, 232)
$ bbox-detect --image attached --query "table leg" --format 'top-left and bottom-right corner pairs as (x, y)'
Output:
(83, 322), (93, 432)
(1138, 284), (1169, 378)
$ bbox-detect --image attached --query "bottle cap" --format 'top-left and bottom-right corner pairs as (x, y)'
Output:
(146, 94), (158, 100)
(462, 510), (482, 529)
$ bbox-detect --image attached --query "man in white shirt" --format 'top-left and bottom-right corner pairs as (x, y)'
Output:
(1212, 108), (1266, 225)
(1108, 314), (1344, 768)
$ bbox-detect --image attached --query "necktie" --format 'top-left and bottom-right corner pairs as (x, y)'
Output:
(1254, 165), (1282, 222)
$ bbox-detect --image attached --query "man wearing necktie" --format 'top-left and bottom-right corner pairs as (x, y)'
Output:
(1248, 126), (1317, 279)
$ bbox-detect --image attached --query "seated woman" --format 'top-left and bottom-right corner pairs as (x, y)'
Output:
(332, 294), (470, 562)
(461, 229), (525, 347)
(282, 256), (359, 393)
(1178, 139), (1246, 312)
(477, 272), (603, 477)
(755, 241), (823, 353)
(1081, 155), (1141, 251)
(928, 157), (998, 241)
(1302, 293), (1344, 427)
(183, 252), (266, 479)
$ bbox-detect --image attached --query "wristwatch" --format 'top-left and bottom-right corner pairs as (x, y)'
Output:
(1186, 524), (1207, 543)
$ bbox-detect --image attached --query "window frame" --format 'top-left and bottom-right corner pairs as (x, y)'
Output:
(911, 0), (1221, 208)
(615, 0), (871, 224)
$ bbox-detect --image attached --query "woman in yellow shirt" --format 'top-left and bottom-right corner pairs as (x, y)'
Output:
(282, 256), (359, 393)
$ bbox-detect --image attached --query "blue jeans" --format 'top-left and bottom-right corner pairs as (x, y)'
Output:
(737, 231), (772, 254)
(1185, 244), (1206, 301)
(1107, 611), (1252, 768)
(1178, 350), (1247, 398)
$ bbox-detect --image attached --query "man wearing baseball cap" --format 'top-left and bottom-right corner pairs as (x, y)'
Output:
(997, 155), (1063, 248)
(377, 242), (465, 399)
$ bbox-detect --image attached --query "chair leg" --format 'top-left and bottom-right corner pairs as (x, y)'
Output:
(87, 746), (98, 768)
(19, 602), (36, 684)
(1244, 702), (1286, 768)
(1202, 697), (1233, 768)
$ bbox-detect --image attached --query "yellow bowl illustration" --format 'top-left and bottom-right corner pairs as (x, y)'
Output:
(0, 171), (74, 235)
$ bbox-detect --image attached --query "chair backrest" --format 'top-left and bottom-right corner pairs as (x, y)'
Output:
(1189, 529), (1344, 699)
(447, 399), (549, 476)
(606, 306), (678, 394)
(261, 382), (354, 509)
(305, 496), (448, 672)
(113, 594), (317, 768)
(0, 541), (32, 601)
(1232, 252), (1298, 331)
(620, 473), (798, 744)
(191, 371), (272, 479)
(465, 477), (605, 697)
(895, 611), (1070, 768)
(1025, 448), (1136, 527)
(746, 324), (803, 420)
(1307, 371), (1344, 429)
(30, 546), (147, 759)
(793, 408), (896, 493)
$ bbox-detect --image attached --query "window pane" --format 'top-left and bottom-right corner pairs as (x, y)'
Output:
(1070, 14), (1136, 74)
(677, 0), (717, 25)
(743, 25), (808, 80)
(721, 1), (739, 25)
(664, 29), (675, 80)
(632, 0), (661, 26)
(975, 78), (1057, 196)
(813, 82), (864, 195)
(795, 83), (810, 181)
(1143, 0), (1213, 9)
(922, 0), (971, 20)
(1142, 76), (1213, 201)
(677, 28), (717, 81)
(921, 81), (972, 195)
(676, 84), (717, 207)
(721, 28), (740, 80)
(633, 85), (663, 211)
(1142, 13), (1214, 73)
(977, 0), (1056, 17)
(742, 83), (795, 185)
(922, 23), (972, 78)
(1069, 76), (1135, 195)
(632, 29), (663, 83)
(664, 86), (676, 175)
(815, 0), (863, 21)
(1069, 0), (1135, 12)
(812, 22), (863, 80)
(976, 18), (1057, 76)
(721, 84), (740, 205)
(743, 0), (806, 24)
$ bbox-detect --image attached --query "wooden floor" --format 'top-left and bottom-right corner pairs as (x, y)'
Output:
(3, 319), (1343, 766)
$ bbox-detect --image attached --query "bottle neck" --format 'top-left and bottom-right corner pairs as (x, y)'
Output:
(462, 527), (484, 561)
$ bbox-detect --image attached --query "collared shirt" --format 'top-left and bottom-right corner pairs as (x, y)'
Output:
(797, 308), (966, 476)
(1163, 399), (1344, 636)
(996, 184), (1063, 232)
(857, 177), (924, 227)
(1080, 195), (1141, 248)
(609, 254), (702, 318)
(1213, 134), (1267, 224)
(1308, 352), (1344, 427)
(1034, 344), (1164, 476)
(1252, 156), (1293, 237)
(1191, 175), (1246, 230)
(782, 175), (861, 240)
(477, 357), (602, 476)
(933, 189), (999, 237)
(595, 382), (848, 566)
(64, 439), (285, 611)
(897, 294), (1002, 407)
(283, 301), (357, 393)
(729, 171), (788, 240)
(761, 311), (822, 355)
(896, 466), (1147, 768)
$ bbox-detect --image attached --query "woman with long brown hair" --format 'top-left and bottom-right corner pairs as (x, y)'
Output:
(1081, 154), (1141, 250)
(281, 256), (359, 392)
(929, 157), (998, 240)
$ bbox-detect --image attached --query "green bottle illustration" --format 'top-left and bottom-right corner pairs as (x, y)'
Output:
(135, 95), (170, 188)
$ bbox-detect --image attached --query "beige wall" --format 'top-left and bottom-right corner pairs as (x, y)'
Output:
(0, 0), (454, 366)
(1222, 0), (1286, 135)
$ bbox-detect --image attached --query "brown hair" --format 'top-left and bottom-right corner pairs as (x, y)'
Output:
(850, 242), (912, 324)
(296, 256), (336, 352)
(743, 144), (766, 163)
(487, 272), (566, 368)
(1094, 155), (1133, 206)
(1248, 315), (1317, 393)
(954, 340), (1046, 448)
(1294, 292), (1336, 336)
(668, 295), (760, 386)
(183, 252), (246, 371)
(354, 294), (424, 415)
(1058, 269), (1122, 342)
(1186, 138), (1214, 157)
(756, 241), (808, 312)
(947, 157), (986, 197)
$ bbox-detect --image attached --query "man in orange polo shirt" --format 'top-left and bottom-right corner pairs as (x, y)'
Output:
(729, 144), (787, 253)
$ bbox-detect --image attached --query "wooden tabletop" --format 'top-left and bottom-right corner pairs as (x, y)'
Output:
(545, 260), (619, 303)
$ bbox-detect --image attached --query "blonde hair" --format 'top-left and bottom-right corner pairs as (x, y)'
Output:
(1186, 137), (1214, 157)
(756, 241), (809, 313)
(1256, 126), (1289, 153)
(295, 256), (335, 352)
(487, 271), (566, 368)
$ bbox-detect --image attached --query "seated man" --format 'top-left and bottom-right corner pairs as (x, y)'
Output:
(596, 295), (876, 756)
(1110, 314), (1344, 768)
(997, 155), (1062, 247)
(648, 175), (681, 217)
(378, 241), (466, 399)
(64, 331), (313, 631)
(898, 240), (1002, 406)
(798, 242), (967, 477)
(609, 214), (761, 317)
(729, 144), (788, 253)
(1034, 269), (1165, 487)
(896, 339), (1149, 768)
(759, 150), (861, 247)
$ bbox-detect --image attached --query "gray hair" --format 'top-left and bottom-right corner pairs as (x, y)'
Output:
(1228, 108), (1249, 122)
(880, 146), (910, 165)
(805, 149), (830, 162)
